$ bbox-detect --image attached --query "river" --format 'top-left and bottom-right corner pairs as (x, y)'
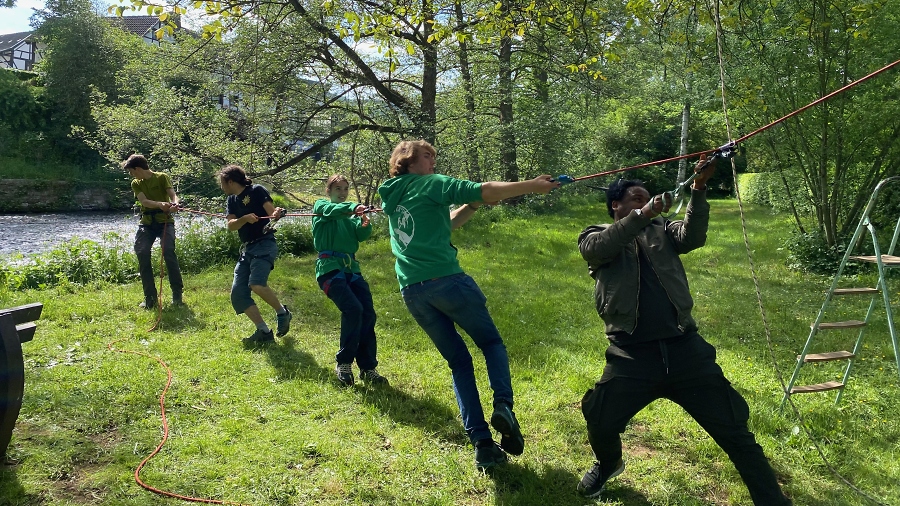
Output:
(0, 211), (217, 257)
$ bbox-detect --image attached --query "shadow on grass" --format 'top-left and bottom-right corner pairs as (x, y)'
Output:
(156, 305), (207, 332)
(357, 383), (470, 446)
(262, 335), (331, 383)
(0, 462), (36, 505)
(484, 461), (651, 505)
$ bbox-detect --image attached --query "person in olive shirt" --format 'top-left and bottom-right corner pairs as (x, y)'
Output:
(379, 139), (558, 471)
(122, 154), (184, 309)
(313, 174), (386, 387)
(219, 164), (293, 346)
(576, 156), (791, 504)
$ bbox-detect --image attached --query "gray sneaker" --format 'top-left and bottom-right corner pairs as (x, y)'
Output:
(335, 363), (355, 386)
(276, 306), (292, 337)
(139, 298), (157, 310)
(359, 369), (389, 385)
(242, 328), (274, 347)
(577, 458), (625, 498)
(474, 439), (507, 470)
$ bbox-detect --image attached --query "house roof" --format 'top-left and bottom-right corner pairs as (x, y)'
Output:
(104, 15), (161, 37)
(0, 31), (34, 52)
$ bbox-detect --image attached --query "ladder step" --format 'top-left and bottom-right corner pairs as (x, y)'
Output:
(850, 255), (900, 265)
(799, 350), (855, 362)
(832, 287), (879, 295)
(790, 381), (845, 394)
(814, 320), (866, 329)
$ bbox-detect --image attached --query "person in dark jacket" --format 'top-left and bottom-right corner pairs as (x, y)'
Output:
(576, 156), (791, 505)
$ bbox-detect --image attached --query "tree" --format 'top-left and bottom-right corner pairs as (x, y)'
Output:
(725, 0), (900, 246)
(32, 0), (127, 161)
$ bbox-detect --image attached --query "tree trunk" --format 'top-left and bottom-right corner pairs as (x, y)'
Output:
(498, 2), (518, 188)
(454, 0), (480, 181)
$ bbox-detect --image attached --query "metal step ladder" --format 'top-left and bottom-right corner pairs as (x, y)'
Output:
(781, 177), (900, 407)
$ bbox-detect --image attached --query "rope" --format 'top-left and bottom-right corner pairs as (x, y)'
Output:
(710, 2), (889, 504)
(106, 338), (251, 505)
(561, 56), (900, 185)
(175, 206), (383, 220)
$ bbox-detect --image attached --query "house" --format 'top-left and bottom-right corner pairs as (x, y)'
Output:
(0, 15), (177, 71)
(0, 31), (42, 70)
(103, 15), (176, 47)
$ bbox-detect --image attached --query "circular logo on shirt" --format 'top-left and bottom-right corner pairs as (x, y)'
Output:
(392, 205), (414, 252)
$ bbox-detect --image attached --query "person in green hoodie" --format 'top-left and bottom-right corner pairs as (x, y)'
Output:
(313, 174), (387, 387)
(378, 139), (559, 471)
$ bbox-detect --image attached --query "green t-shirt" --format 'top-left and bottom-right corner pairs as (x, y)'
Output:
(312, 199), (373, 278)
(378, 173), (482, 287)
(131, 171), (175, 225)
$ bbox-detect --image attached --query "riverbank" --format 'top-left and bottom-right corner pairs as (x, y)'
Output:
(0, 178), (133, 213)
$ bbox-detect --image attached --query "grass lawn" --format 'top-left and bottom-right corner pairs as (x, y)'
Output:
(1, 198), (898, 505)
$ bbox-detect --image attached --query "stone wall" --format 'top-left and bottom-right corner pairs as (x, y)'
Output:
(0, 179), (134, 213)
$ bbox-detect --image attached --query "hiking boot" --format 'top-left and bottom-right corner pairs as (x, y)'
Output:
(139, 298), (157, 310)
(577, 458), (625, 498)
(474, 438), (507, 470)
(336, 363), (355, 386)
(490, 401), (524, 456)
(276, 306), (292, 337)
(242, 328), (274, 347)
(359, 369), (389, 385)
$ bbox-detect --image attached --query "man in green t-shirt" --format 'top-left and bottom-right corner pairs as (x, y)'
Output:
(122, 154), (184, 309)
(379, 139), (558, 471)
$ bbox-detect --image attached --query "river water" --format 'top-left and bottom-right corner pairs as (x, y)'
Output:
(0, 211), (216, 257)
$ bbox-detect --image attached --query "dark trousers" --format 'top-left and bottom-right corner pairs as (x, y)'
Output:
(318, 270), (378, 370)
(134, 222), (183, 301)
(581, 333), (790, 505)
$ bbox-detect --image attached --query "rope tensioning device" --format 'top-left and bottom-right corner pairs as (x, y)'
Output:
(551, 140), (737, 218)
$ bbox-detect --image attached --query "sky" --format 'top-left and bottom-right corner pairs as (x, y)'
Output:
(0, 0), (43, 35)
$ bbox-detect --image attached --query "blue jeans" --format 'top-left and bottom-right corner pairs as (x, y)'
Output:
(134, 222), (183, 301)
(401, 273), (513, 444)
(318, 270), (378, 370)
(231, 238), (277, 314)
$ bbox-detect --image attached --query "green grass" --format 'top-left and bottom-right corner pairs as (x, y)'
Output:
(1, 198), (899, 505)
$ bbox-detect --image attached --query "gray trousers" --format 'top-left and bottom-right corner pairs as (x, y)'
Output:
(134, 222), (183, 301)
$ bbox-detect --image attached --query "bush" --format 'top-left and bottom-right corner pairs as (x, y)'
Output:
(0, 237), (137, 290)
(274, 220), (314, 257)
(176, 219), (242, 273)
(737, 171), (812, 214)
(785, 230), (852, 275)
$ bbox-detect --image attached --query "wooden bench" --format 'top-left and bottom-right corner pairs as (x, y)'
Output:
(0, 302), (42, 460)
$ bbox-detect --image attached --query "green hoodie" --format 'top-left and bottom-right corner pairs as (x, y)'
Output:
(312, 199), (372, 278)
(378, 173), (482, 287)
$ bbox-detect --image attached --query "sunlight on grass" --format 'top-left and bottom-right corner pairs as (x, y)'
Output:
(0, 198), (898, 505)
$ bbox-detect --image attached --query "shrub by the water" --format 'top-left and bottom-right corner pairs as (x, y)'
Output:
(1, 221), (318, 290)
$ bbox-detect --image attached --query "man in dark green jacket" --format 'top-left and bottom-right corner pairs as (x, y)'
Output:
(576, 156), (791, 505)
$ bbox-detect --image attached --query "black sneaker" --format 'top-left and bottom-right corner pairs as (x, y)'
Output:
(490, 401), (524, 456)
(172, 293), (185, 306)
(577, 459), (625, 498)
(276, 306), (292, 337)
(242, 328), (275, 347)
(139, 298), (157, 310)
(359, 369), (389, 385)
(474, 438), (507, 470)
(336, 363), (355, 386)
